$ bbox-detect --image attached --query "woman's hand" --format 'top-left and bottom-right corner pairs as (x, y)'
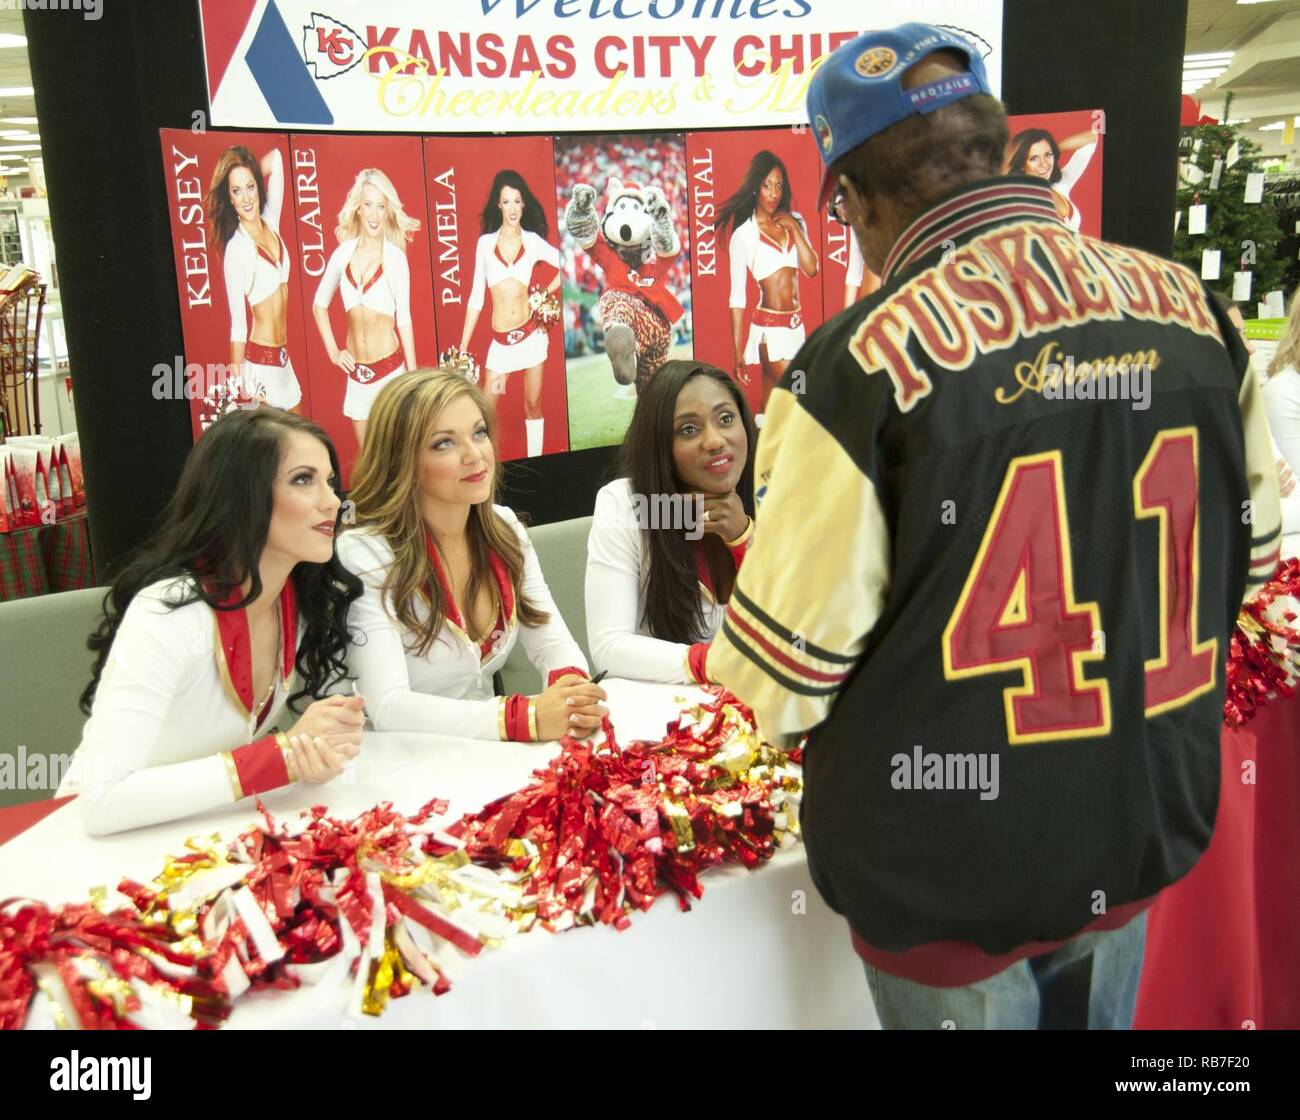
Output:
(696, 490), (749, 543)
(287, 694), (365, 752)
(733, 356), (751, 385)
(284, 733), (359, 784)
(533, 678), (609, 740)
(1278, 457), (1297, 498)
(332, 348), (357, 374)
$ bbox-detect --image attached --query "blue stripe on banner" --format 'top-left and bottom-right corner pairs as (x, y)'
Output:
(245, 1), (334, 125)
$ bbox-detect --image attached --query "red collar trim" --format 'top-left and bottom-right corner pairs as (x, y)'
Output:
(423, 528), (516, 639)
(209, 578), (297, 717)
(493, 240), (525, 268)
(346, 259), (384, 293)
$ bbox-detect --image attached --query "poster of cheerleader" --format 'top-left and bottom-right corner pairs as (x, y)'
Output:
(290, 133), (437, 474)
(424, 135), (569, 461)
(687, 128), (823, 424)
(160, 128), (313, 436)
(1002, 109), (1104, 236)
(555, 132), (691, 452)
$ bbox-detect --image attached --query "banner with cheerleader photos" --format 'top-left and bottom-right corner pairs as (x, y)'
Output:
(289, 133), (438, 475)
(686, 127), (824, 423)
(159, 129), (315, 437)
(198, 0), (1003, 133)
(425, 134), (571, 459)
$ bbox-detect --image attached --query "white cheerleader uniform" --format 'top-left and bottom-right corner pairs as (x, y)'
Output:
(729, 213), (809, 364)
(468, 229), (561, 375)
(584, 478), (752, 684)
(314, 238), (413, 420)
(221, 148), (302, 410)
(58, 575), (305, 836)
(336, 505), (589, 738)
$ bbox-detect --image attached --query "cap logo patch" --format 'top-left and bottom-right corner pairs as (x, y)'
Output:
(855, 46), (897, 78)
(814, 114), (833, 153)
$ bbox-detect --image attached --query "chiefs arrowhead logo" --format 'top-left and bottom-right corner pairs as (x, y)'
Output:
(302, 13), (365, 80)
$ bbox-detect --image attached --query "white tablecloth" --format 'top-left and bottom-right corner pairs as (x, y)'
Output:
(3, 679), (877, 1029)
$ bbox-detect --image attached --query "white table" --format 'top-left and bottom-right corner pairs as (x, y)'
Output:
(4, 679), (877, 1029)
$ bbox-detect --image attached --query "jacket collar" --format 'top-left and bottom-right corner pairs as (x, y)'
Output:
(881, 175), (1066, 284)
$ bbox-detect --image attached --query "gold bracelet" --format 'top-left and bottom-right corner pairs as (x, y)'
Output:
(528, 697), (539, 742)
(276, 732), (298, 783)
(497, 696), (509, 741)
(220, 751), (245, 802)
(723, 517), (754, 549)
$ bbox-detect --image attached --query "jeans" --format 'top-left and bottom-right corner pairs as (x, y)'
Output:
(864, 911), (1148, 1030)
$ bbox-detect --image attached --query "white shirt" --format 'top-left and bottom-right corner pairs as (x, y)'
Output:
(728, 213), (807, 309)
(585, 478), (725, 683)
(336, 506), (588, 738)
(313, 238), (413, 327)
(223, 148), (290, 342)
(1262, 365), (1300, 558)
(467, 230), (561, 312)
(58, 576), (302, 836)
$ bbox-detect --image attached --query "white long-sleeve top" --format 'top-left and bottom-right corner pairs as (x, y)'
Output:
(585, 478), (725, 683)
(467, 230), (561, 312)
(58, 576), (302, 836)
(1262, 365), (1300, 557)
(336, 506), (588, 738)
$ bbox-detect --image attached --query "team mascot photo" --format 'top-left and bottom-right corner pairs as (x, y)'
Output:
(563, 177), (684, 392)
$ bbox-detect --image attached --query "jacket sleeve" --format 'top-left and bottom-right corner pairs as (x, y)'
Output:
(707, 383), (892, 749)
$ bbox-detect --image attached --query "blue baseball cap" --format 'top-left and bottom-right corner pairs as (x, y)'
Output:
(807, 23), (993, 209)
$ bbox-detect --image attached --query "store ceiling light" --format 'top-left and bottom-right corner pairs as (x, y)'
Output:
(0, 144), (40, 152)
(0, 87), (34, 96)
(1257, 116), (1299, 130)
(0, 117), (38, 125)
(0, 34), (27, 48)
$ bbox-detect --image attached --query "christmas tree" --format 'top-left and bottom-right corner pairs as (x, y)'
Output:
(1172, 111), (1287, 307)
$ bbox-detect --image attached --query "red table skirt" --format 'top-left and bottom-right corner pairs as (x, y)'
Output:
(1135, 697), (1300, 1029)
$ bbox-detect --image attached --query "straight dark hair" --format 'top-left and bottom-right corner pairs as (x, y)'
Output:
(80, 408), (362, 715)
(714, 149), (794, 241)
(480, 169), (550, 238)
(616, 361), (756, 644)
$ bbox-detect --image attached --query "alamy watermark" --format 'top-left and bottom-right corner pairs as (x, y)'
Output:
(0, 745), (71, 793)
(891, 745), (1000, 800)
(1, 0), (101, 19)
(631, 491), (704, 540)
(1041, 355), (1152, 411)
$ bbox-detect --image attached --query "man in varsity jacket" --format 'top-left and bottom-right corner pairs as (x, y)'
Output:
(707, 23), (1281, 1029)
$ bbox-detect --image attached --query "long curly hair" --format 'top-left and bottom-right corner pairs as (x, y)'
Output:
(479, 169), (550, 238)
(81, 408), (362, 715)
(335, 167), (421, 247)
(617, 360), (756, 644)
(206, 145), (266, 252)
(345, 369), (549, 657)
(714, 149), (794, 241)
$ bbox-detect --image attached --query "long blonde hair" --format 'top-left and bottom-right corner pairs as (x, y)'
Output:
(346, 369), (548, 656)
(1269, 288), (1300, 378)
(335, 168), (421, 247)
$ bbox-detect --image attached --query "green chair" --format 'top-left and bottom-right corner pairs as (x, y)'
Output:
(498, 515), (593, 697)
(0, 586), (104, 808)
